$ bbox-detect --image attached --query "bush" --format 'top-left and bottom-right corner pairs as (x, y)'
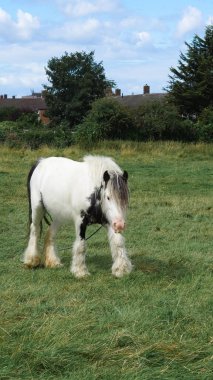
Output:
(21, 128), (54, 149)
(15, 125), (74, 149)
(17, 112), (40, 128)
(198, 106), (213, 124)
(74, 121), (103, 146)
(194, 122), (213, 142)
(176, 119), (198, 142)
(0, 121), (20, 147)
(49, 125), (74, 148)
(0, 107), (38, 122)
(70, 98), (212, 144)
(1, 101), (212, 147)
(0, 118), (74, 149)
(191, 107), (213, 142)
(135, 101), (175, 140)
(0, 113), (43, 148)
(74, 98), (134, 145)
(0, 107), (23, 122)
(133, 100), (200, 142)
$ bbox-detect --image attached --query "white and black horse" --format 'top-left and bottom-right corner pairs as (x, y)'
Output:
(23, 155), (132, 278)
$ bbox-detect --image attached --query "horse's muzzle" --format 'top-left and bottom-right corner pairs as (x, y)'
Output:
(113, 219), (126, 233)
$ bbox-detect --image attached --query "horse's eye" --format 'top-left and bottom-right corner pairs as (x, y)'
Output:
(107, 196), (110, 201)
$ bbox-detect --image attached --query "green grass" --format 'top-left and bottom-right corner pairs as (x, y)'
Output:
(0, 142), (213, 379)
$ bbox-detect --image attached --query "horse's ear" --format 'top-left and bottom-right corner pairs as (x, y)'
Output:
(123, 170), (128, 182)
(103, 170), (110, 186)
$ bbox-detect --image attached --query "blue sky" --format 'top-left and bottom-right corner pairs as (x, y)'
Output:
(0, 0), (212, 97)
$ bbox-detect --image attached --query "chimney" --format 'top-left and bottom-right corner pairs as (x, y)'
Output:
(143, 84), (150, 95)
(12, 95), (16, 99)
(4, 94), (7, 99)
(115, 88), (121, 96)
(105, 87), (113, 97)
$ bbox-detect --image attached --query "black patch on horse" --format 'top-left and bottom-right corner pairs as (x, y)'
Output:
(27, 161), (40, 225)
(79, 215), (88, 240)
(27, 159), (52, 236)
(79, 186), (107, 239)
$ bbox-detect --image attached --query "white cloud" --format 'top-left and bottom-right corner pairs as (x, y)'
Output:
(176, 6), (202, 37)
(0, 74), (13, 86)
(120, 17), (138, 29)
(136, 31), (152, 47)
(51, 18), (101, 41)
(120, 16), (166, 33)
(59, 0), (118, 17)
(0, 68), (44, 93)
(16, 10), (40, 39)
(0, 7), (40, 41)
(0, 7), (11, 23)
(100, 36), (135, 60)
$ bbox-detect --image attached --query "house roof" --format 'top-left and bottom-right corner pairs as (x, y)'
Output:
(114, 93), (167, 108)
(0, 92), (167, 113)
(0, 97), (47, 111)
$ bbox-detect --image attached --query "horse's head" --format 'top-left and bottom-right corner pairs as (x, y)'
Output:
(101, 170), (129, 233)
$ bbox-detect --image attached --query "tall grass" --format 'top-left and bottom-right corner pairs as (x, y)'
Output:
(0, 142), (213, 379)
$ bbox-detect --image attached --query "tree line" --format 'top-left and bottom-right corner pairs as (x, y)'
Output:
(0, 26), (212, 148)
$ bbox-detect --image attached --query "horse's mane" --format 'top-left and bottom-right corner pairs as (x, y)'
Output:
(107, 172), (129, 210)
(83, 155), (129, 210)
(84, 155), (122, 177)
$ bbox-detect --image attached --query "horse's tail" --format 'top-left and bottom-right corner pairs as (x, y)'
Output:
(27, 160), (51, 236)
(27, 161), (40, 234)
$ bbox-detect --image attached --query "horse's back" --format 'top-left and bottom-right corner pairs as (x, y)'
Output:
(33, 156), (84, 180)
(30, 157), (91, 222)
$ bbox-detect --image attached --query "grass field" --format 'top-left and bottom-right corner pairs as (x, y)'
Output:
(0, 142), (213, 379)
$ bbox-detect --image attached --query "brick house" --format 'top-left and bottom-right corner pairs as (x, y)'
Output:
(0, 94), (49, 125)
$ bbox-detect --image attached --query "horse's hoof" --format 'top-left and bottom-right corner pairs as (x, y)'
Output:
(24, 256), (41, 268)
(112, 261), (132, 278)
(71, 270), (91, 278)
(45, 260), (63, 268)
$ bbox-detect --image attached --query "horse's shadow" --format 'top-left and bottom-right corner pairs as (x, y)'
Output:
(59, 237), (190, 279)
(88, 253), (111, 272)
(86, 248), (190, 280)
(132, 254), (190, 280)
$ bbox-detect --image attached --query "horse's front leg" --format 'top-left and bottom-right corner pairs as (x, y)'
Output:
(107, 226), (132, 278)
(71, 218), (90, 278)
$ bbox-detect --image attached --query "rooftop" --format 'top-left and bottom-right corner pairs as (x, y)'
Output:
(114, 93), (167, 108)
(0, 96), (47, 111)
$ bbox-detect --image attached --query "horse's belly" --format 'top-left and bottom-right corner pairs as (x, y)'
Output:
(41, 181), (89, 224)
(42, 186), (88, 223)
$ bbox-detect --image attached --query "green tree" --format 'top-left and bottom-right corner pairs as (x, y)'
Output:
(43, 51), (115, 128)
(166, 25), (213, 117)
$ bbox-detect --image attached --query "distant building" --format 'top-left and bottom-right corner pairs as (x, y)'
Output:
(0, 85), (166, 125)
(143, 84), (150, 95)
(0, 93), (49, 125)
(105, 87), (122, 97)
(113, 85), (167, 108)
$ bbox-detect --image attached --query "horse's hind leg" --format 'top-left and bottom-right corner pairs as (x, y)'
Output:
(44, 222), (62, 268)
(23, 204), (43, 268)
